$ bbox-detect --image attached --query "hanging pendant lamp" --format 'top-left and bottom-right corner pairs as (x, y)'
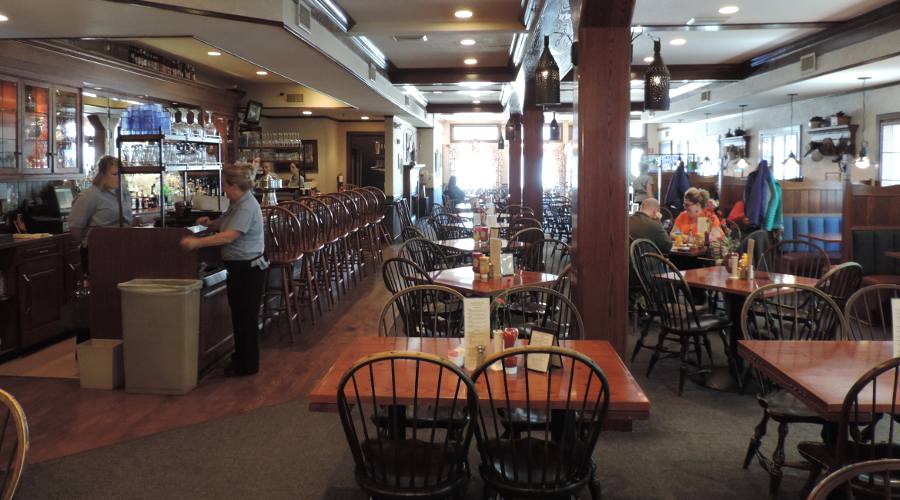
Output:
(534, 36), (560, 106)
(855, 77), (872, 169)
(549, 112), (561, 141)
(504, 116), (517, 140)
(644, 39), (670, 111)
(783, 94), (800, 172)
(498, 131), (505, 150)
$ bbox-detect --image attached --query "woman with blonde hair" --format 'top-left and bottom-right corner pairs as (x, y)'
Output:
(181, 164), (266, 377)
(671, 187), (724, 241)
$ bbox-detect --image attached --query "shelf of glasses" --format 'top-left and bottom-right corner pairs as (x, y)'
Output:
(120, 163), (223, 174)
(118, 133), (222, 145)
(238, 145), (302, 150)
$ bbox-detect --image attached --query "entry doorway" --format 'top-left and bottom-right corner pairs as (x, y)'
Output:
(346, 132), (385, 190)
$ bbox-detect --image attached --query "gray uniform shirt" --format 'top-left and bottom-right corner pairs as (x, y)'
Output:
(68, 185), (133, 246)
(217, 191), (264, 261)
(632, 174), (654, 203)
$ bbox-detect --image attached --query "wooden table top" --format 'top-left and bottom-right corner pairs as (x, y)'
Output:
(799, 233), (843, 244)
(308, 337), (651, 421)
(738, 340), (898, 421)
(661, 266), (819, 296)
(885, 251), (900, 260)
(669, 246), (709, 258)
(436, 238), (510, 252)
(428, 266), (558, 296)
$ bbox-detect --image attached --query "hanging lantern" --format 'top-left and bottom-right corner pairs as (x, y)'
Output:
(504, 116), (517, 140)
(549, 113), (561, 141)
(534, 36), (560, 106)
(498, 132), (505, 150)
(644, 40), (670, 111)
(855, 77), (872, 169)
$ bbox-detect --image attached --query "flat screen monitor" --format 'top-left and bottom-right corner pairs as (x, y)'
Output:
(54, 187), (74, 213)
(245, 100), (262, 124)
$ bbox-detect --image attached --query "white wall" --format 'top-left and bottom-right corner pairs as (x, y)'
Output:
(652, 82), (900, 181)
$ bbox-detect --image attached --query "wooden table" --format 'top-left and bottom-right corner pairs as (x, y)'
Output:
(798, 233), (842, 245)
(669, 246), (708, 258)
(428, 266), (558, 296)
(738, 340), (897, 421)
(435, 238), (511, 253)
(659, 266), (818, 392)
(885, 251), (900, 260)
(308, 337), (651, 424)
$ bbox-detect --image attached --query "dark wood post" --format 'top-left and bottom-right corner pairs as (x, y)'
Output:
(572, 0), (636, 355)
(508, 113), (523, 205)
(523, 82), (544, 218)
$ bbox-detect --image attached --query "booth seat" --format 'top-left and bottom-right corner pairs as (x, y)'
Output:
(781, 213), (842, 259)
(851, 228), (900, 286)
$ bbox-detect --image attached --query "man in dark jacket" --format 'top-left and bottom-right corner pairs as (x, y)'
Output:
(629, 198), (672, 252)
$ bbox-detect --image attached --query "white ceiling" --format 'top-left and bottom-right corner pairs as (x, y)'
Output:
(632, 0), (894, 24)
(631, 29), (821, 65)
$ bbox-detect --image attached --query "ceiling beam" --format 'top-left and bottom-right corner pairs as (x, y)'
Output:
(750, 1), (900, 70)
(390, 66), (516, 85)
(426, 102), (504, 114)
(635, 21), (840, 32)
(629, 63), (752, 81)
(349, 21), (525, 36)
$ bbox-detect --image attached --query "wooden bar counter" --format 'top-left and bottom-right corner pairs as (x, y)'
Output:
(88, 227), (233, 375)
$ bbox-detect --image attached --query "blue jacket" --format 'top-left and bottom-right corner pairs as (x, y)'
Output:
(664, 165), (691, 211)
(745, 161), (771, 227)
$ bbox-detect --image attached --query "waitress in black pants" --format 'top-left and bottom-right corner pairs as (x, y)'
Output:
(180, 164), (266, 377)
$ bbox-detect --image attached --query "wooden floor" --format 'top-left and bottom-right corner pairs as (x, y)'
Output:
(0, 263), (390, 464)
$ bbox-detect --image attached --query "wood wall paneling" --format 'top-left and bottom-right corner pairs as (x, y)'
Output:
(508, 114), (523, 205)
(573, 0), (635, 356)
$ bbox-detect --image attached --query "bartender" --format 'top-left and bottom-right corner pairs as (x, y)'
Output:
(180, 164), (266, 377)
(68, 155), (133, 275)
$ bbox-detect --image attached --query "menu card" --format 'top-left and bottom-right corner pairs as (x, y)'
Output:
(500, 254), (515, 276)
(893, 299), (900, 357)
(463, 298), (491, 368)
(527, 329), (561, 373)
(697, 217), (709, 235)
(486, 214), (499, 228)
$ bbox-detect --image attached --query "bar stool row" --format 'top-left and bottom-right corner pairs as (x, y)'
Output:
(259, 186), (392, 342)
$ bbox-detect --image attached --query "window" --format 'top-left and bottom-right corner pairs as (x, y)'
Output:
(760, 126), (801, 180)
(691, 136), (720, 176)
(450, 124), (501, 142)
(629, 121), (645, 139)
(880, 116), (900, 186)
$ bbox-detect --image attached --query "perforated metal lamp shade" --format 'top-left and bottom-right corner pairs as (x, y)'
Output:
(534, 36), (560, 106)
(644, 40), (670, 111)
(504, 116), (516, 140)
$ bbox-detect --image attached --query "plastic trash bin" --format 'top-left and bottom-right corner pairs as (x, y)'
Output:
(117, 279), (202, 395)
(77, 339), (124, 390)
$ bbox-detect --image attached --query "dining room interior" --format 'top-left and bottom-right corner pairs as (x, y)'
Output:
(3, 0), (900, 499)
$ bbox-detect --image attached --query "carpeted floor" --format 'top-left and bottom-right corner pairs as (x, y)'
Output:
(15, 328), (825, 499)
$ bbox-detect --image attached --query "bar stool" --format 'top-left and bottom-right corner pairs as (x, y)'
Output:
(356, 188), (384, 266)
(261, 205), (304, 342)
(279, 201), (324, 324)
(298, 196), (336, 312)
(321, 194), (352, 299)
(333, 191), (363, 286)
(364, 186), (392, 248)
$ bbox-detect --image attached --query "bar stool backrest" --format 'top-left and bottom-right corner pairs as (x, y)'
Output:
(262, 205), (304, 265)
(297, 196), (334, 249)
(0, 390), (28, 500)
(320, 194), (351, 240)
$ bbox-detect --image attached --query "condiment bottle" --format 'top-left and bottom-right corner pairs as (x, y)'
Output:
(502, 328), (518, 374)
(478, 255), (490, 279)
(471, 252), (483, 273)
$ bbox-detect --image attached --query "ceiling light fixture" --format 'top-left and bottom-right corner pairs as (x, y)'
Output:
(669, 38), (686, 46)
(472, 100), (481, 104)
(643, 56), (654, 63)
(361, 116), (370, 120)
(460, 39), (476, 46)
(783, 93), (800, 172)
(549, 112), (561, 141)
(534, 35), (560, 106)
(82, 92), (97, 98)
(302, 111), (312, 116)
(464, 58), (478, 65)
(718, 5), (740, 14)
(644, 39), (670, 111)
(207, 51), (221, 56)
(0, 14), (8, 22)
(433, 90), (443, 94)
(454, 9), (473, 19)
(856, 77), (872, 169)
(497, 129), (505, 150)
(256, 70), (268, 76)
(505, 115), (518, 140)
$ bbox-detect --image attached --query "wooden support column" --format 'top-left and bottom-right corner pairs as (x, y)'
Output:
(523, 83), (544, 217)
(508, 114), (523, 205)
(573, 0), (635, 355)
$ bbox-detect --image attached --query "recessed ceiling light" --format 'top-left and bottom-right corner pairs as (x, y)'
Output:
(0, 14), (8, 22)
(256, 70), (268, 76)
(718, 5), (740, 14)
(361, 116), (370, 120)
(643, 56), (654, 63)
(433, 91), (443, 94)
(207, 51), (222, 56)
(669, 38), (686, 46)
(472, 100), (481, 104)
(454, 9), (473, 19)
(82, 92), (97, 98)
(302, 111), (312, 115)
(93, 87), (103, 91)
(464, 58), (478, 65)
(460, 39), (476, 46)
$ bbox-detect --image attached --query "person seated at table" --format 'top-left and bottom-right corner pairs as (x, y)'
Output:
(444, 175), (466, 206)
(629, 198), (672, 253)
(671, 188), (724, 242)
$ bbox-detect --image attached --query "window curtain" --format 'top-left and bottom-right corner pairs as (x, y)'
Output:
(543, 142), (569, 191)
(443, 142), (507, 191)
